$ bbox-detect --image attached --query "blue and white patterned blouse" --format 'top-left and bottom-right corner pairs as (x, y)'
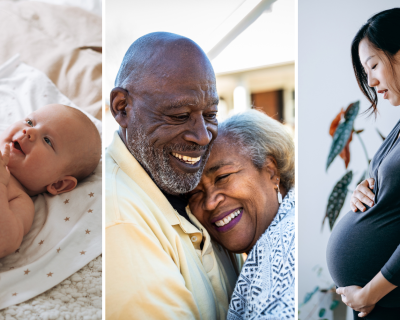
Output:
(227, 189), (295, 320)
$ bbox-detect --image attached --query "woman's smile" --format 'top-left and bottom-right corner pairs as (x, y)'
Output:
(212, 208), (243, 232)
(188, 134), (282, 253)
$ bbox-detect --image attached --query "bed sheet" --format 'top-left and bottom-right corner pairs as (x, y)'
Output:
(0, 0), (102, 119)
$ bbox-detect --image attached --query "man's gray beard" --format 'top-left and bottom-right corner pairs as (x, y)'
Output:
(126, 125), (211, 195)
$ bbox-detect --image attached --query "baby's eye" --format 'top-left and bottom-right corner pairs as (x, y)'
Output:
(44, 137), (53, 147)
(26, 119), (33, 126)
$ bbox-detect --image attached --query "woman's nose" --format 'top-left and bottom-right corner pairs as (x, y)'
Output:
(23, 128), (36, 141)
(203, 189), (224, 211)
(368, 74), (379, 87)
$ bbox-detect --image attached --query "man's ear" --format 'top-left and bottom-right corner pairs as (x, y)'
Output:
(110, 87), (130, 128)
(47, 176), (78, 195)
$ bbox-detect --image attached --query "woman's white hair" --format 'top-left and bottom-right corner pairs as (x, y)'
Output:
(219, 109), (295, 190)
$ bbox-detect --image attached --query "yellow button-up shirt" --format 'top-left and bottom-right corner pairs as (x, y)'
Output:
(106, 132), (241, 320)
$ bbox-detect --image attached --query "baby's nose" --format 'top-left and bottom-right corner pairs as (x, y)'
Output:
(23, 128), (36, 141)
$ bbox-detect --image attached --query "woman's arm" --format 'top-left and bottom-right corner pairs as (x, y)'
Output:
(336, 272), (397, 317)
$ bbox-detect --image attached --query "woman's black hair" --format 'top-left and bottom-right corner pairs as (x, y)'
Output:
(351, 8), (400, 116)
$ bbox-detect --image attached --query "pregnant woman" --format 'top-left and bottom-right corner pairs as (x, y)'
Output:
(188, 110), (295, 319)
(327, 8), (400, 319)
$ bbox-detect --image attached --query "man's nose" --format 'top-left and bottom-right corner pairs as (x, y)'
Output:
(183, 115), (212, 146)
(23, 128), (36, 141)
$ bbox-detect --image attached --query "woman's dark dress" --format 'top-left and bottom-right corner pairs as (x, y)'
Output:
(327, 120), (400, 318)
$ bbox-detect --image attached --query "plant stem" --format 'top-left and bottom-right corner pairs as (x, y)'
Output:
(354, 130), (370, 167)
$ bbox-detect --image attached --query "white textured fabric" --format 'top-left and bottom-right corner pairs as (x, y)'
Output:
(23, 0), (102, 17)
(0, 255), (102, 320)
(227, 189), (295, 320)
(0, 55), (102, 310)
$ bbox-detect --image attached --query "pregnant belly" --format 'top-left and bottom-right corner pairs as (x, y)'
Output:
(326, 209), (400, 306)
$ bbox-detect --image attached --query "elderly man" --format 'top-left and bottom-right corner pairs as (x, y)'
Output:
(106, 32), (241, 320)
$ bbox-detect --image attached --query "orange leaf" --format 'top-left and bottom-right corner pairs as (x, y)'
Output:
(339, 131), (353, 168)
(329, 108), (344, 137)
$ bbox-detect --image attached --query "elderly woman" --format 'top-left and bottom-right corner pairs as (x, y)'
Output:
(188, 109), (295, 319)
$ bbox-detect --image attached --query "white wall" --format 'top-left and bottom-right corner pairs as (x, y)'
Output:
(298, 0), (400, 316)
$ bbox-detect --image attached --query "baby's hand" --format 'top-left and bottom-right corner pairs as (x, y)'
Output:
(0, 144), (11, 187)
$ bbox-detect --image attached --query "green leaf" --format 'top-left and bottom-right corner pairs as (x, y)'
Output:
(301, 286), (319, 305)
(318, 308), (326, 317)
(330, 300), (340, 310)
(326, 101), (360, 170)
(324, 171), (353, 230)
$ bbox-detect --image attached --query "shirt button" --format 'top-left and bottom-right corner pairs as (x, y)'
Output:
(191, 236), (197, 242)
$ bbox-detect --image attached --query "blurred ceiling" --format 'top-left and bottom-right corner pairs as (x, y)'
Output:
(105, 0), (294, 95)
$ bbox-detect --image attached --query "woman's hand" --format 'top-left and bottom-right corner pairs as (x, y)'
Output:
(336, 286), (375, 317)
(337, 273), (397, 317)
(350, 178), (375, 212)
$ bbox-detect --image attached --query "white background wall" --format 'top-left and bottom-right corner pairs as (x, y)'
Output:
(298, 0), (400, 318)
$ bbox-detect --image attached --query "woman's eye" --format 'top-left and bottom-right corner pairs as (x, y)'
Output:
(216, 174), (231, 182)
(188, 190), (201, 199)
(372, 64), (378, 70)
(44, 137), (53, 147)
(26, 119), (33, 126)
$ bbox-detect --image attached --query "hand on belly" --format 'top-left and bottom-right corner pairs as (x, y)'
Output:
(336, 285), (375, 317)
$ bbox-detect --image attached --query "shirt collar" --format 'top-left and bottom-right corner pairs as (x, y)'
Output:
(107, 131), (181, 226)
(271, 188), (295, 226)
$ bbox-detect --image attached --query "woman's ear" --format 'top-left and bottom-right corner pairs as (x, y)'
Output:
(110, 87), (130, 128)
(263, 156), (280, 182)
(47, 176), (78, 195)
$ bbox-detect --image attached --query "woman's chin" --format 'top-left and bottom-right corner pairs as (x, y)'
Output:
(388, 95), (400, 106)
(217, 236), (254, 254)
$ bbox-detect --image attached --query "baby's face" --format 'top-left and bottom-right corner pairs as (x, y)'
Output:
(0, 104), (82, 194)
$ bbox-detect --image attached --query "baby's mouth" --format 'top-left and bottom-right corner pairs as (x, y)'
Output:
(13, 141), (24, 154)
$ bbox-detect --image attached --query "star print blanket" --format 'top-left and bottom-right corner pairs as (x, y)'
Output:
(0, 55), (102, 310)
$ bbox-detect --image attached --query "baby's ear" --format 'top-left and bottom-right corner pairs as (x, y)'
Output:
(47, 176), (78, 195)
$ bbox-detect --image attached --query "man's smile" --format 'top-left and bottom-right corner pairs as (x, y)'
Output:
(171, 152), (201, 165)
(169, 152), (204, 173)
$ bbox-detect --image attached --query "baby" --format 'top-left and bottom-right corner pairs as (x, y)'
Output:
(0, 104), (101, 258)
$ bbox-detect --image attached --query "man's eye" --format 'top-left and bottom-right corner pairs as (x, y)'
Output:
(26, 119), (33, 126)
(44, 137), (53, 147)
(206, 113), (217, 120)
(172, 114), (189, 121)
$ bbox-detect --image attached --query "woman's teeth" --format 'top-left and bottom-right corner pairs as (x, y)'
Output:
(172, 152), (201, 165)
(215, 209), (241, 227)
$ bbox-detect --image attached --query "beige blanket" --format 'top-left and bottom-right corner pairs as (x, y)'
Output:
(0, 0), (102, 119)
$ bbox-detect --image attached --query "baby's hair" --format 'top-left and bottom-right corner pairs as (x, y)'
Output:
(62, 105), (101, 181)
